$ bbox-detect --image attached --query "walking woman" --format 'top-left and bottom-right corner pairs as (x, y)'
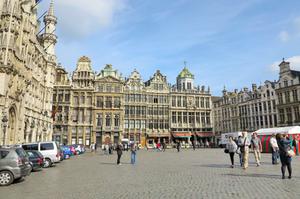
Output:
(278, 134), (293, 179)
(226, 136), (238, 168)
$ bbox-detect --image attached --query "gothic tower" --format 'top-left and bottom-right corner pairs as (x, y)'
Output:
(41, 0), (57, 59)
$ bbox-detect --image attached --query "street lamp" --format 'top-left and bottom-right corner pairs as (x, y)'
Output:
(2, 114), (8, 145)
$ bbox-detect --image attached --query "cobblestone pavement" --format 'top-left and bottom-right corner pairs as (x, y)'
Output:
(1, 149), (300, 199)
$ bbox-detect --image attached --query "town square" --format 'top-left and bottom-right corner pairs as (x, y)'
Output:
(1, 0), (300, 198)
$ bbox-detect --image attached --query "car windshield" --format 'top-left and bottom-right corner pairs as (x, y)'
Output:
(16, 148), (28, 158)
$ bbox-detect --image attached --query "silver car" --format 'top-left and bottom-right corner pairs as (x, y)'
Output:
(0, 147), (31, 186)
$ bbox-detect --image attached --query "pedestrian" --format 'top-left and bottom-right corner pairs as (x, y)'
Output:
(94, 142), (98, 152)
(162, 142), (166, 152)
(251, 133), (262, 166)
(205, 140), (209, 148)
(226, 136), (238, 168)
(192, 140), (196, 150)
(278, 134), (294, 179)
(90, 143), (95, 152)
(270, 134), (279, 164)
(105, 144), (109, 155)
(176, 141), (181, 152)
(116, 142), (123, 165)
(292, 135), (299, 156)
(240, 132), (250, 169)
(157, 142), (161, 152)
(237, 136), (243, 167)
(130, 143), (137, 164)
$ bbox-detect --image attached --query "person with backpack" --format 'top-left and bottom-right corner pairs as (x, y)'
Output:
(130, 143), (137, 164)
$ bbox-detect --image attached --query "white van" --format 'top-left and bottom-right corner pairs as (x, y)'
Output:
(22, 142), (61, 168)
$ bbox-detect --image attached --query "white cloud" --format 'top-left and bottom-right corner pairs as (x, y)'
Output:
(41, 0), (128, 40)
(278, 31), (289, 42)
(270, 55), (300, 72)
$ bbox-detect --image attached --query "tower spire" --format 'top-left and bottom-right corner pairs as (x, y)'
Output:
(48, 0), (54, 16)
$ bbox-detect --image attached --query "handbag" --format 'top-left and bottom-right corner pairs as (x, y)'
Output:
(236, 147), (241, 154)
(287, 149), (295, 157)
(224, 149), (229, 153)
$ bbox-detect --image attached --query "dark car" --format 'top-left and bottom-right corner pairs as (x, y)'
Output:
(26, 150), (44, 171)
(0, 147), (31, 186)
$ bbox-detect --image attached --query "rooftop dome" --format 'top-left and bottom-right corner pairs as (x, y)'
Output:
(178, 67), (194, 79)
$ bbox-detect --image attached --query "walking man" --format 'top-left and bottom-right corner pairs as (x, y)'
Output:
(116, 142), (123, 165)
(237, 136), (243, 166)
(270, 134), (279, 164)
(240, 132), (250, 169)
(251, 133), (262, 166)
(94, 142), (98, 152)
(130, 143), (137, 164)
(176, 141), (181, 152)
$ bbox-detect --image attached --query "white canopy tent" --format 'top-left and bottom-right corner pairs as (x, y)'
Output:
(255, 126), (300, 136)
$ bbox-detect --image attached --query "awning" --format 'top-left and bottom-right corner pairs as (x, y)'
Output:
(172, 132), (191, 138)
(195, 132), (214, 137)
(146, 133), (170, 138)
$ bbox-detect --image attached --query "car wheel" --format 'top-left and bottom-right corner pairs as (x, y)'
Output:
(0, 171), (14, 186)
(43, 158), (52, 168)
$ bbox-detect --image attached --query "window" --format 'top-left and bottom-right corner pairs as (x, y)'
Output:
(65, 94), (70, 102)
(187, 82), (191, 90)
(106, 97), (112, 108)
(292, 90), (298, 102)
(73, 96), (78, 105)
(196, 112), (200, 123)
(40, 143), (54, 151)
(124, 120), (129, 129)
(114, 97), (121, 108)
(0, 151), (9, 159)
(106, 115), (111, 127)
(177, 96), (182, 107)
(96, 113), (102, 127)
(58, 94), (63, 102)
(172, 97), (176, 107)
(279, 109), (285, 123)
(22, 144), (38, 151)
(154, 97), (158, 103)
(189, 112), (194, 124)
(284, 80), (288, 87)
(196, 97), (200, 107)
(287, 108), (292, 122)
(200, 97), (204, 108)
(278, 93), (283, 104)
(114, 115), (119, 127)
(177, 112), (182, 123)
(294, 107), (300, 121)
(96, 97), (103, 108)
(141, 120), (146, 129)
(285, 91), (290, 103)
(183, 112), (187, 123)
(86, 96), (92, 105)
(130, 120), (134, 128)
(172, 112), (176, 123)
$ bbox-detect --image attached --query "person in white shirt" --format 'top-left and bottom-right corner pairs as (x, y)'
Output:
(270, 134), (279, 164)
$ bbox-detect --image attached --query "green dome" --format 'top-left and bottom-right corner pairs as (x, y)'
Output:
(178, 67), (194, 79)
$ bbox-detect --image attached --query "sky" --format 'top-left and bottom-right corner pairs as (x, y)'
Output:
(38, 0), (300, 96)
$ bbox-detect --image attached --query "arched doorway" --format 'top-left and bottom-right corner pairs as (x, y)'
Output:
(8, 107), (17, 145)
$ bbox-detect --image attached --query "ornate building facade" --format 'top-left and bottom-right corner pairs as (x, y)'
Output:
(275, 60), (300, 126)
(213, 81), (278, 136)
(53, 58), (212, 146)
(0, 0), (58, 145)
(170, 68), (213, 145)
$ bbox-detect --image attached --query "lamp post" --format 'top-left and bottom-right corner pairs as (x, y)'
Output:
(2, 114), (8, 145)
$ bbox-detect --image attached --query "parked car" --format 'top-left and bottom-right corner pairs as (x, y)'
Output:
(73, 144), (85, 154)
(0, 147), (31, 186)
(68, 145), (76, 155)
(26, 150), (44, 171)
(22, 142), (61, 168)
(60, 146), (72, 159)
